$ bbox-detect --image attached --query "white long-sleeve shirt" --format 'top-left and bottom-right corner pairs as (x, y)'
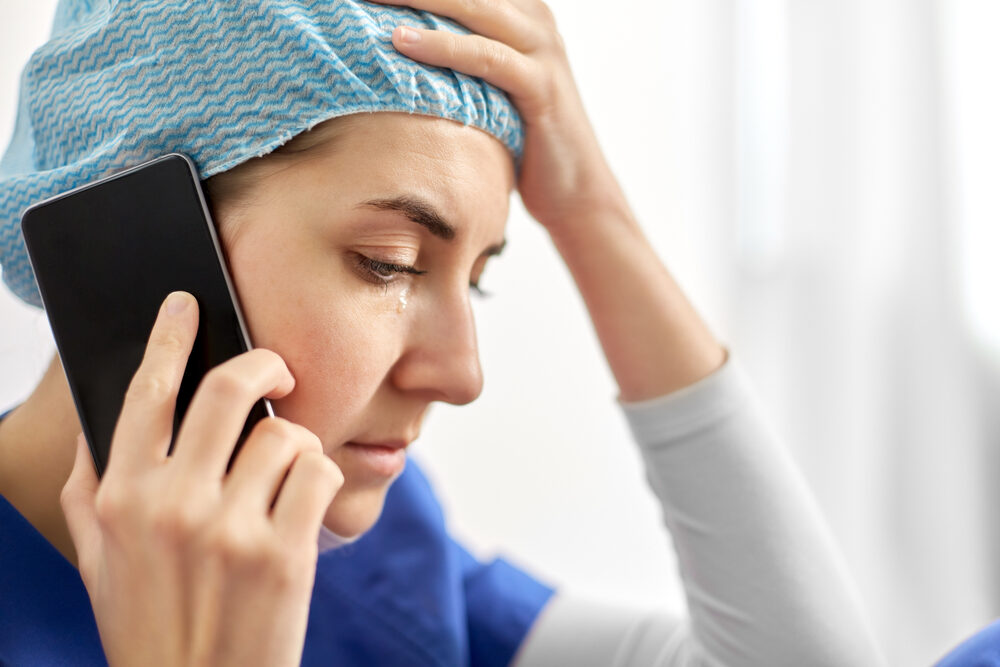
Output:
(513, 358), (886, 667)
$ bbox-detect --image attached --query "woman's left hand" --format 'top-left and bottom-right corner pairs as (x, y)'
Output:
(376, 0), (622, 232)
(377, 0), (726, 399)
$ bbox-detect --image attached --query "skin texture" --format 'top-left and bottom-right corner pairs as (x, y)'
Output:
(381, 0), (727, 400)
(61, 295), (343, 667)
(214, 112), (515, 537)
(0, 0), (726, 664)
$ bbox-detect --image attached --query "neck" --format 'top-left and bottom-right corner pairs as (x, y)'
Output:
(0, 354), (82, 566)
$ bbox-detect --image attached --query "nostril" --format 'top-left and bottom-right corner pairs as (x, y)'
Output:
(452, 356), (485, 406)
(389, 297), (483, 403)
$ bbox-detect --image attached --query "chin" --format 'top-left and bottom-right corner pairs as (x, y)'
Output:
(320, 478), (395, 538)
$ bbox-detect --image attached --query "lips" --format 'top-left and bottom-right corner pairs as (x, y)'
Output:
(346, 440), (408, 450)
(340, 440), (409, 477)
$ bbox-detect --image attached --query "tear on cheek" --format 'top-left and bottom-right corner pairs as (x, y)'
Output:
(396, 287), (410, 314)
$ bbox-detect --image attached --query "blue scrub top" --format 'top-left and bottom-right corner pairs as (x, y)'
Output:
(0, 409), (555, 666)
(936, 619), (1000, 667)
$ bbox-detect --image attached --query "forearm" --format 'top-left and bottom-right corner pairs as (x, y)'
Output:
(545, 183), (725, 402)
(516, 359), (885, 667)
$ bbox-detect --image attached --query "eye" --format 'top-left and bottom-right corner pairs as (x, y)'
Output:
(470, 259), (497, 299)
(355, 255), (426, 289)
(470, 281), (492, 299)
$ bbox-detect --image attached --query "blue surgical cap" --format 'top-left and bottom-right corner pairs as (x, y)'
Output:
(0, 0), (524, 308)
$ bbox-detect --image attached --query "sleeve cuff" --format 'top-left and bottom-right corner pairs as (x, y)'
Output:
(617, 353), (755, 446)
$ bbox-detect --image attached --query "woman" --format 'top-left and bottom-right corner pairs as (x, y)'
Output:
(0, 0), (884, 665)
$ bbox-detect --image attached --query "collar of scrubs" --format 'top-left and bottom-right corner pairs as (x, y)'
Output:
(317, 524), (361, 552)
(0, 406), (554, 667)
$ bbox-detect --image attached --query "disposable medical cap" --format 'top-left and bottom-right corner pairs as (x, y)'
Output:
(0, 0), (524, 308)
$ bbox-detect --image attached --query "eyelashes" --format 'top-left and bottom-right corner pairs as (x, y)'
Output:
(358, 256), (427, 282)
(355, 255), (490, 298)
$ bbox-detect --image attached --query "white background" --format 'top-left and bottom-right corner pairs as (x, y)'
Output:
(4, 2), (1000, 665)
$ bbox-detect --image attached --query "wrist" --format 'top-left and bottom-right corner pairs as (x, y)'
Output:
(522, 112), (630, 236)
(544, 189), (639, 258)
(539, 192), (725, 401)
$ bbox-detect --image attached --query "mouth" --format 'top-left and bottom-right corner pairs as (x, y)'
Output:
(340, 440), (409, 477)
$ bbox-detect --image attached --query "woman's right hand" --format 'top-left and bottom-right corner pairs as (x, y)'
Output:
(59, 291), (344, 667)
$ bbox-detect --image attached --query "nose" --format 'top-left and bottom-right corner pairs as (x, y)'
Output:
(390, 288), (484, 406)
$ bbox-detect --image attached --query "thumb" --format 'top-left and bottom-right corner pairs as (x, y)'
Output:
(61, 434), (100, 568)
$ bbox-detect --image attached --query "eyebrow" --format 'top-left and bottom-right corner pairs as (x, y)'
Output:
(358, 194), (455, 240)
(356, 194), (506, 257)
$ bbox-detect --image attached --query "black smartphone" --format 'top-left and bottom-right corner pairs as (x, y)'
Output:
(20, 153), (272, 477)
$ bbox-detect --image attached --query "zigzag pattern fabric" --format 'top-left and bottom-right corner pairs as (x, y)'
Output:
(0, 0), (524, 308)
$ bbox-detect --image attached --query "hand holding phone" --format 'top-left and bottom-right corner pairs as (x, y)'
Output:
(21, 154), (269, 476)
(60, 291), (344, 667)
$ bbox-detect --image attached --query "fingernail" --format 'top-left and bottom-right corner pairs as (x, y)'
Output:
(396, 26), (421, 45)
(165, 291), (189, 315)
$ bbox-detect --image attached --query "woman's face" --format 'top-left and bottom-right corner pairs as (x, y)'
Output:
(218, 112), (515, 537)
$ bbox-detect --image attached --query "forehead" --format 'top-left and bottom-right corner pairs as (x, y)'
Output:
(226, 112), (516, 254)
(320, 112), (515, 219)
(250, 112), (514, 247)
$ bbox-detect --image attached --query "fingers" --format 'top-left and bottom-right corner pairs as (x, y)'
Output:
(271, 451), (344, 546)
(60, 434), (101, 571)
(375, 0), (546, 52)
(392, 26), (540, 103)
(223, 418), (323, 513)
(110, 292), (199, 474)
(170, 349), (295, 481)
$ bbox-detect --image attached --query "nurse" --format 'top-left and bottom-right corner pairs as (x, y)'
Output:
(0, 0), (884, 665)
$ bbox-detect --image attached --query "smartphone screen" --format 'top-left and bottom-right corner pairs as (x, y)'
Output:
(20, 153), (271, 477)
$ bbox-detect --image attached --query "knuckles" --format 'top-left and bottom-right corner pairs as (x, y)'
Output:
(201, 366), (251, 404)
(310, 452), (345, 490)
(150, 330), (190, 360)
(254, 416), (299, 442)
(206, 523), (272, 567)
(253, 417), (324, 456)
(204, 520), (307, 589)
(244, 347), (288, 373)
(89, 481), (310, 586)
(93, 486), (131, 530)
(533, 1), (557, 29)
(198, 349), (290, 403)
(292, 450), (346, 499)
(523, 1), (565, 58)
(481, 42), (509, 78)
(59, 476), (82, 512)
(148, 501), (208, 546)
(127, 372), (178, 406)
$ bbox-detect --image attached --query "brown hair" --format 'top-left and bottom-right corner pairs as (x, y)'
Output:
(203, 114), (359, 242)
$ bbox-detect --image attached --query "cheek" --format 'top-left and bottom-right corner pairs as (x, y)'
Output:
(268, 307), (372, 447)
(227, 242), (401, 447)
